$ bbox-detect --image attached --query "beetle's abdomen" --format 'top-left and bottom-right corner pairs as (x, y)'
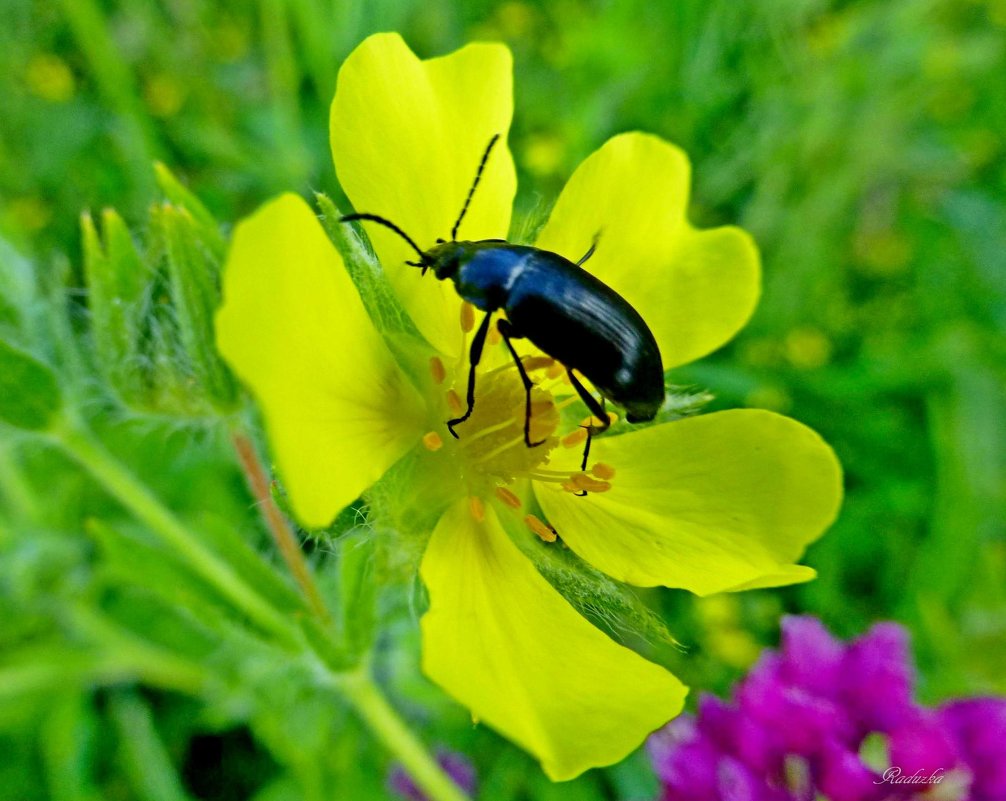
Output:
(503, 252), (664, 422)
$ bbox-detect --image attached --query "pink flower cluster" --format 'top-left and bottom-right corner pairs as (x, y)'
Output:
(649, 616), (1005, 801)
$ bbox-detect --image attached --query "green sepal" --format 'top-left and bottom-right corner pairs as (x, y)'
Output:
(0, 339), (62, 431)
(153, 203), (237, 410)
(153, 162), (226, 260)
(315, 192), (420, 338)
(337, 528), (379, 658)
(81, 209), (149, 404)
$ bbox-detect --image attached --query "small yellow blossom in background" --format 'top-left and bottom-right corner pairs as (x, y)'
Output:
(784, 326), (833, 370)
(143, 74), (186, 118)
(215, 34), (843, 780)
(695, 595), (761, 670)
(7, 197), (53, 233)
(25, 54), (76, 103)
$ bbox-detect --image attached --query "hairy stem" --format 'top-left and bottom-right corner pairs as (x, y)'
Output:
(231, 430), (331, 622)
(336, 666), (469, 801)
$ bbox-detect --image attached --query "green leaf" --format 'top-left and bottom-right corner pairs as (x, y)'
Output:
(41, 692), (99, 801)
(108, 692), (196, 801)
(0, 235), (37, 341)
(88, 516), (304, 636)
(0, 339), (62, 431)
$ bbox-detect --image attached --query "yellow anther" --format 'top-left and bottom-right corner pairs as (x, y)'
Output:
(561, 481), (580, 493)
(546, 362), (565, 379)
(487, 325), (502, 346)
(591, 462), (616, 480)
(422, 431), (444, 451)
(469, 496), (486, 522)
(446, 389), (463, 415)
(494, 486), (523, 509)
(530, 399), (555, 415)
(524, 513), (557, 542)
(606, 411), (619, 425)
(561, 428), (588, 448)
(522, 356), (554, 372)
(571, 473), (612, 493)
(460, 301), (476, 333)
(429, 356), (446, 384)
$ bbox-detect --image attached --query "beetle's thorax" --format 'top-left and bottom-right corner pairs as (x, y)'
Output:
(425, 240), (531, 312)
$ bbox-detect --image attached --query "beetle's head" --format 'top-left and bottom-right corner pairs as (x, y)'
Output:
(422, 239), (479, 282)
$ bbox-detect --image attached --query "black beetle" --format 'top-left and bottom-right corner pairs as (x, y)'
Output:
(341, 135), (664, 468)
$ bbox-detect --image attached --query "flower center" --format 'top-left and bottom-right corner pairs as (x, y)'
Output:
(452, 356), (561, 479)
(420, 304), (616, 529)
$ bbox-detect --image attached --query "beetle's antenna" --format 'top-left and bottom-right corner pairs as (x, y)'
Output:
(340, 213), (428, 265)
(450, 133), (501, 242)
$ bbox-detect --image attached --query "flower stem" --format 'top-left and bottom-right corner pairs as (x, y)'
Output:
(56, 422), (292, 642)
(336, 666), (470, 801)
(230, 430), (331, 622)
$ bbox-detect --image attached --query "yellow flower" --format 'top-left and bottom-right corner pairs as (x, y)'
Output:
(215, 33), (843, 780)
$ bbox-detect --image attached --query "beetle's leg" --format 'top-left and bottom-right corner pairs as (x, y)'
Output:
(575, 232), (602, 267)
(497, 319), (546, 448)
(447, 312), (493, 438)
(566, 370), (610, 493)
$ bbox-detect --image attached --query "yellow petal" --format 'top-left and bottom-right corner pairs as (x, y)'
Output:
(216, 194), (423, 528)
(534, 132), (760, 368)
(420, 500), (687, 780)
(331, 33), (517, 356)
(536, 410), (842, 595)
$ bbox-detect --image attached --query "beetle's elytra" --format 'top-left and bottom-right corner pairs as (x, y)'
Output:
(341, 134), (665, 478)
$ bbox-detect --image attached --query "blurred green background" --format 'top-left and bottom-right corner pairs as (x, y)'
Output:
(1, 0), (1005, 799)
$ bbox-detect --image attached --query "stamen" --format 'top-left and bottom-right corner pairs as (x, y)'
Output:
(494, 486), (522, 509)
(429, 356), (446, 384)
(561, 428), (588, 448)
(459, 416), (516, 446)
(446, 389), (463, 415)
(591, 462), (616, 480)
(561, 481), (580, 493)
(422, 431), (444, 451)
(469, 496), (486, 522)
(531, 399), (555, 415)
(487, 324), (502, 347)
(524, 513), (557, 542)
(523, 356), (555, 372)
(571, 473), (612, 493)
(460, 301), (476, 333)
(546, 362), (564, 379)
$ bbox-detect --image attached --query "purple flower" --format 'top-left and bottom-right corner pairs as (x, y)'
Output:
(940, 699), (1006, 801)
(840, 623), (916, 735)
(387, 749), (477, 801)
(648, 615), (1005, 801)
